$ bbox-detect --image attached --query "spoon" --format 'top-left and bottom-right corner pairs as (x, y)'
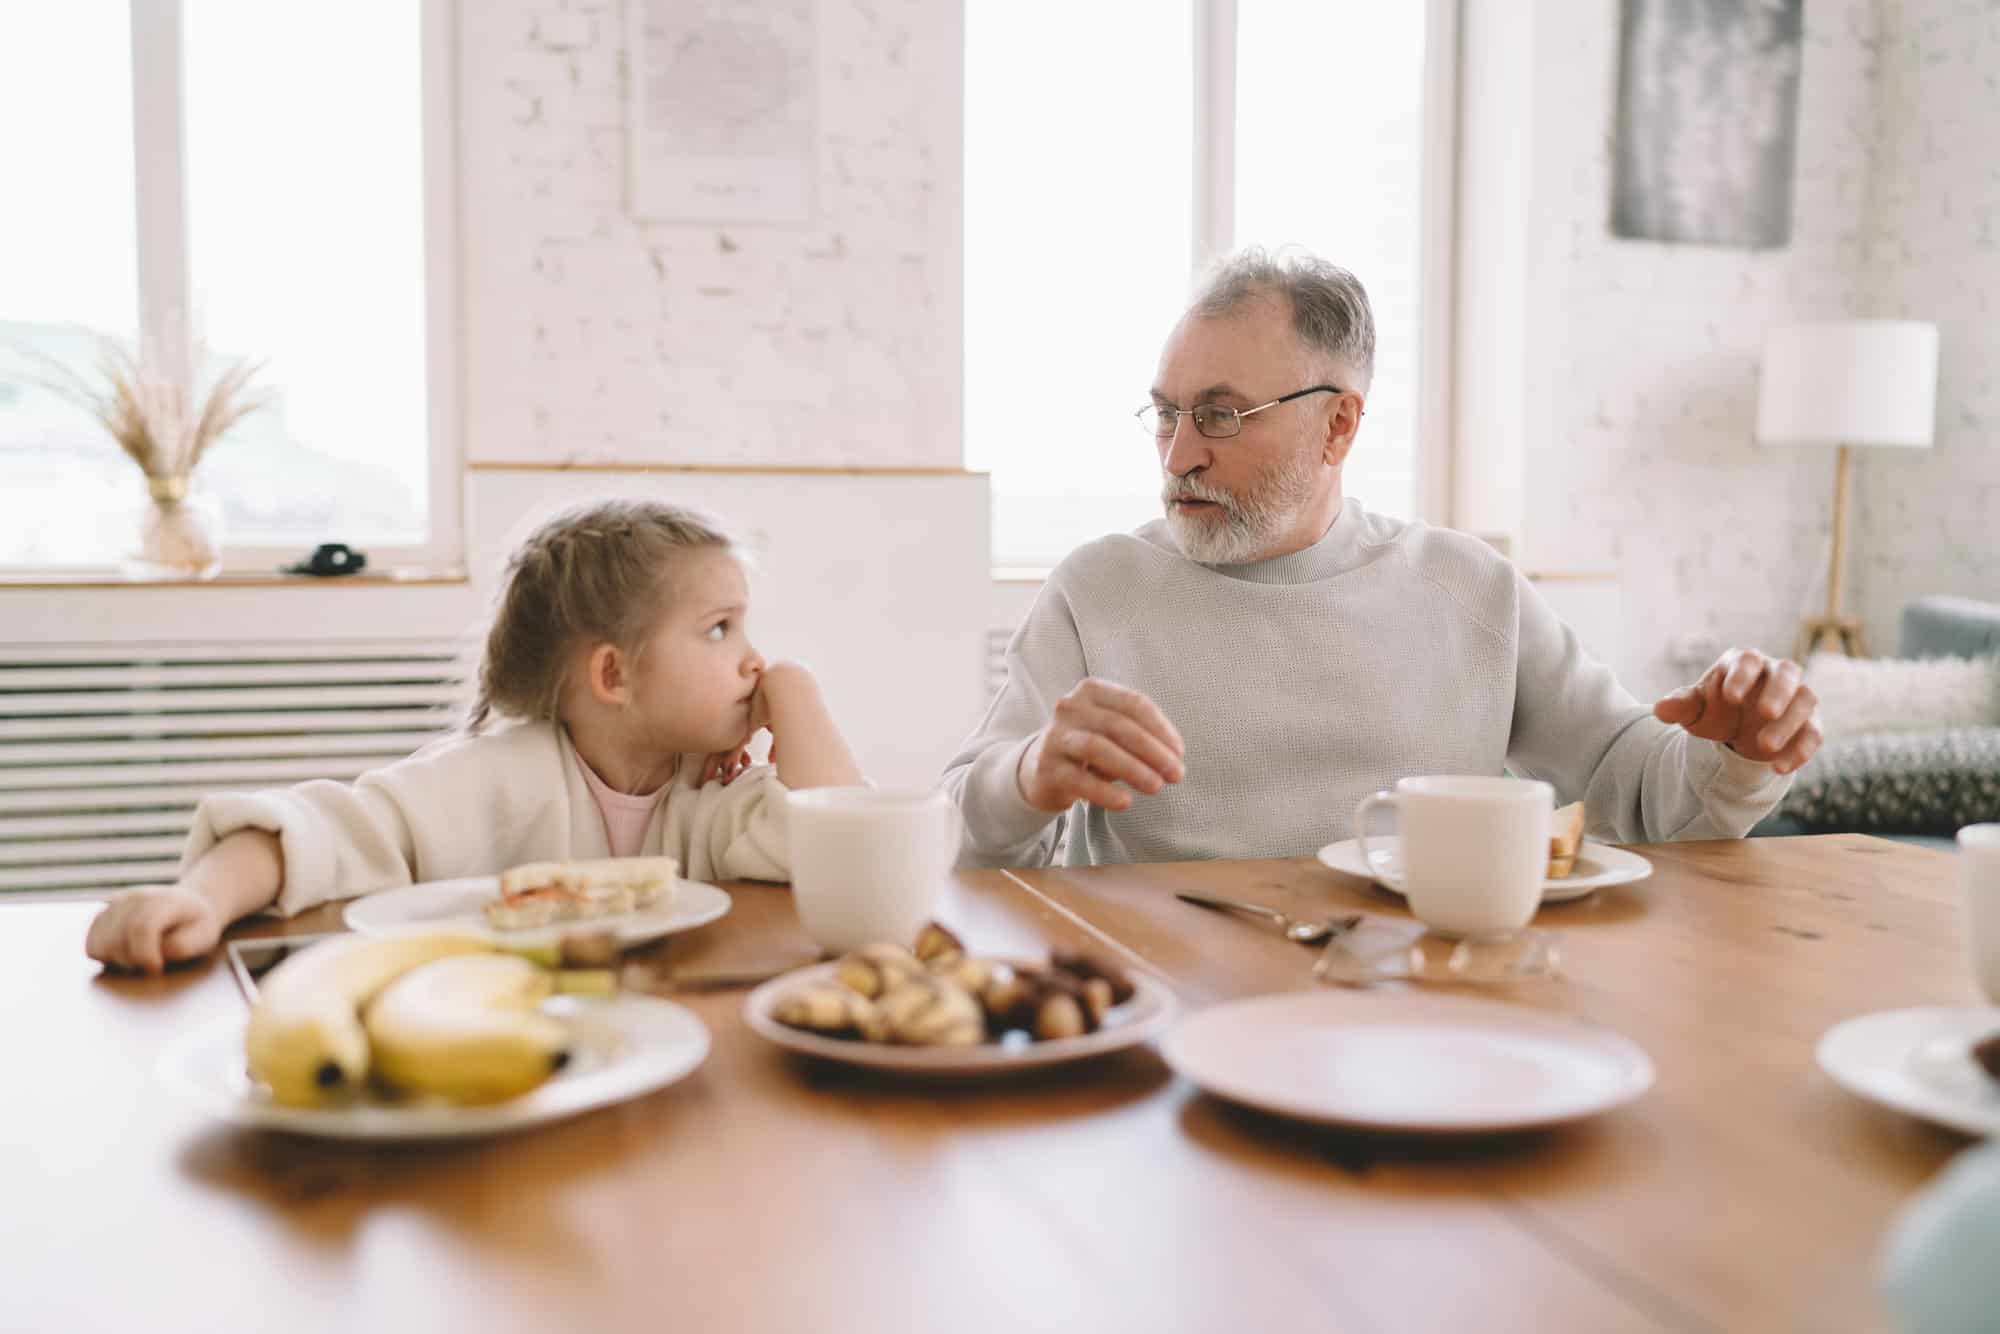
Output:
(1174, 891), (1363, 945)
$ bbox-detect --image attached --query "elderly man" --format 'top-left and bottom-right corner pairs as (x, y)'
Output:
(943, 247), (1820, 868)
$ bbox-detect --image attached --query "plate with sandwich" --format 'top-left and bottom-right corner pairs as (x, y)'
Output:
(344, 856), (731, 948)
(1316, 802), (1651, 903)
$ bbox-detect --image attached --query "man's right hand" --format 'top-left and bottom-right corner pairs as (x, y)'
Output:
(1016, 678), (1186, 813)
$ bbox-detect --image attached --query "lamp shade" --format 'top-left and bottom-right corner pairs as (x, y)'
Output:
(1756, 320), (1939, 448)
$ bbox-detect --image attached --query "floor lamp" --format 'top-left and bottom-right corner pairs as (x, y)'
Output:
(1756, 320), (1938, 659)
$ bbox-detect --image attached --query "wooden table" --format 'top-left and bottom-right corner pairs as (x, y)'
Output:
(1, 835), (1977, 1333)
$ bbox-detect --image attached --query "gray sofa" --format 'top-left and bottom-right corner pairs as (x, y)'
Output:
(1750, 595), (2000, 850)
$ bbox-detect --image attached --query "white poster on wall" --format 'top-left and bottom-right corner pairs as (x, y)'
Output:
(624, 0), (817, 224)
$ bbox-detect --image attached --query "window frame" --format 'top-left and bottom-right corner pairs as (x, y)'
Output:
(1195, 0), (1459, 530)
(5, 0), (463, 576)
(979, 0), (1461, 573)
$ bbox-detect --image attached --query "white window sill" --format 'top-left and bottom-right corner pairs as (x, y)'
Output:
(994, 567), (1611, 586)
(0, 565), (467, 590)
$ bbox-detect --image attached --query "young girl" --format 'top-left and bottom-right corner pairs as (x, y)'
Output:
(85, 499), (864, 973)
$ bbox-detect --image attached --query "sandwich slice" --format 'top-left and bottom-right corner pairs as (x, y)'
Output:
(1547, 802), (1586, 879)
(483, 856), (679, 930)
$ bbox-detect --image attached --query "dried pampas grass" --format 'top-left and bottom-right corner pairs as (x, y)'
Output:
(11, 332), (270, 481)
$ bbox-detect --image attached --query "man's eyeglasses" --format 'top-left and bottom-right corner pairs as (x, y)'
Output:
(1134, 384), (1344, 440)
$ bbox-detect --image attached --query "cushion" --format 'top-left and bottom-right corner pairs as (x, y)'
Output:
(1784, 728), (2000, 833)
(1805, 653), (1999, 743)
(1902, 596), (2000, 660)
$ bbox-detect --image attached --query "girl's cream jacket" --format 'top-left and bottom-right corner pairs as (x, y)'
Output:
(178, 720), (789, 916)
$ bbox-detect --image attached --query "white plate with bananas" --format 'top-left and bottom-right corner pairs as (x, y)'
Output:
(744, 956), (1179, 1078)
(161, 996), (710, 1140)
(160, 934), (711, 1140)
(343, 875), (733, 948)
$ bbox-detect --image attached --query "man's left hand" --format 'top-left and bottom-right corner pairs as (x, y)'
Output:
(1652, 648), (1822, 775)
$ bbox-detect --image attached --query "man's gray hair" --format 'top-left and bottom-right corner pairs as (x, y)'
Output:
(1192, 247), (1375, 387)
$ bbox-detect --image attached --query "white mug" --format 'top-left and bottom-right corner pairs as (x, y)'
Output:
(786, 787), (962, 954)
(1353, 776), (1554, 936)
(1958, 824), (2000, 1002)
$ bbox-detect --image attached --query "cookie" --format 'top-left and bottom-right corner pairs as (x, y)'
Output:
(877, 976), (984, 1046)
(773, 981), (887, 1042)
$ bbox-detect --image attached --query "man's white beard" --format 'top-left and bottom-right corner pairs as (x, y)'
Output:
(1162, 449), (1320, 565)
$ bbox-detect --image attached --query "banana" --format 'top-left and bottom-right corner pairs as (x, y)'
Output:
(363, 953), (571, 1105)
(245, 931), (492, 1107)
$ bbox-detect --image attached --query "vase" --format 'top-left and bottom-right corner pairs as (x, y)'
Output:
(127, 475), (223, 580)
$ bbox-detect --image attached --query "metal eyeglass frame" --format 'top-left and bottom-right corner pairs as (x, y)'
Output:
(1134, 384), (1345, 439)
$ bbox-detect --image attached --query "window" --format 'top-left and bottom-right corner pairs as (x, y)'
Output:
(965, 0), (1454, 570)
(964, 0), (1193, 572)
(1235, 0), (1432, 530)
(0, 3), (141, 566)
(0, 0), (457, 570)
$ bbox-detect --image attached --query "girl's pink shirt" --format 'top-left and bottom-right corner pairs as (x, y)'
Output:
(575, 754), (671, 858)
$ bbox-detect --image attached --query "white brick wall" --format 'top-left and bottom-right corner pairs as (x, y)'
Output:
(447, 2), (984, 782)
(1497, 0), (1880, 700)
(1497, 0), (1997, 696)
(449, 0), (1994, 710)
(1852, 0), (2000, 652)
(459, 0), (963, 469)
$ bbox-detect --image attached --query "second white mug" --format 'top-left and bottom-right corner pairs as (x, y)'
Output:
(1354, 775), (1554, 936)
(1960, 824), (2000, 1002)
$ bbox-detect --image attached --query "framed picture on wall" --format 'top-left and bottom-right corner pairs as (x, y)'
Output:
(624, 0), (817, 224)
(1610, 0), (1803, 248)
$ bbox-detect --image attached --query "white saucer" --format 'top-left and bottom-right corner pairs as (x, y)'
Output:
(745, 959), (1178, 1078)
(158, 994), (710, 1140)
(1817, 1007), (2000, 1137)
(1162, 989), (1653, 1134)
(1316, 836), (1651, 903)
(343, 875), (732, 949)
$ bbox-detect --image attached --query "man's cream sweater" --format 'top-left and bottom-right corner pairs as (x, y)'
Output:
(944, 498), (1789, 868)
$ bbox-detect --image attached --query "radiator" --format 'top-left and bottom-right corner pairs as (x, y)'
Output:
(0, 638), (471, 898)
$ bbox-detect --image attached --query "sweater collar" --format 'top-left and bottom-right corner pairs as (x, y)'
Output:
(1204, 496), (1367, 584)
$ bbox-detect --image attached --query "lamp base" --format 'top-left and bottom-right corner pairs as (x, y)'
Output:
(1796, 615), (1868, 660)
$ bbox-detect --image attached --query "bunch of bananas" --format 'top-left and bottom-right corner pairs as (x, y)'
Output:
(245, 932), (597, 1107)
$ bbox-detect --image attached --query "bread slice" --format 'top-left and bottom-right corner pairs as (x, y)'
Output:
(484, 856), (678, 929)
(1549, 802), (1586, 859)
(1543, 802), (1586, 880)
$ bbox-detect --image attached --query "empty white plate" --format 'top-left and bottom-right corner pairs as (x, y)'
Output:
(1162, 990), (1654, 1133)
(344, 875), (732, 949)
(1817, 1007), (2000, 1138)
(1316, 836), (1651, 903)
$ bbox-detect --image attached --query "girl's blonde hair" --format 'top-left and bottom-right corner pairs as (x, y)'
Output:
(465, 499), (734, 732)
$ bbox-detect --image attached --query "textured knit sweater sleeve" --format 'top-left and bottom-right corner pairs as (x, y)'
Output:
(941, 502), (1790, 869)
(939, 580), (1088, 868)
(179, 723), (579, 917)
(1504, 568), (1790, 842)
(184, 727), (800, 916)
(661, 763), (793, 884)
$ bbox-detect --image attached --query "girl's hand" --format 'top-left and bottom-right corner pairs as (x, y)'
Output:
(84, 886), (225, 974)
(748, 663), (810, 767)
(744, 661), (859, 789)
(699, 748), (753, 787)
(747, 669), (780, 735)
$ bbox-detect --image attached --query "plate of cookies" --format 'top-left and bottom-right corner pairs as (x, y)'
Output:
(744, 924), (1179, 1076)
